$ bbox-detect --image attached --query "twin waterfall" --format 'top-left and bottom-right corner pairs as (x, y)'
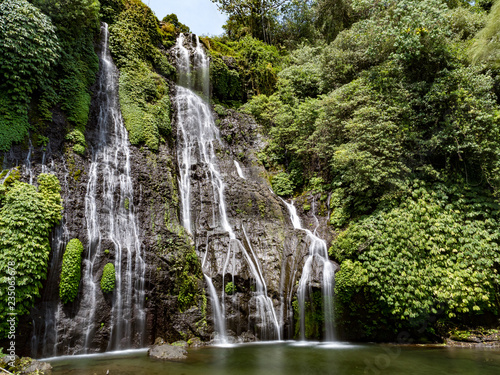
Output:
(173, 34), (336, 343)
(25, 28), (337, 357)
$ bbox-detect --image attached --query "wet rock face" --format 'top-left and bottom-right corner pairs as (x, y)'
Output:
(7, 50), (336, 357)
(7, 98), (337, 356)
(181, 105), (337, 341)
(130, 144), (209, 344)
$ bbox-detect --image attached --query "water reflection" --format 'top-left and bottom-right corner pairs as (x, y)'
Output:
(48, 342), (500, 375)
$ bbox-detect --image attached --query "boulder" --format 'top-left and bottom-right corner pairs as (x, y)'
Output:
(148, 344), (187, 361)
(20, 360), (52, 375)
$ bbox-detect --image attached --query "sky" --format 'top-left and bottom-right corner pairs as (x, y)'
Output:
(145, 0), (228, 36)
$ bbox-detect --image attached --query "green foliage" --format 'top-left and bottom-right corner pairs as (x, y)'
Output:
(247, 0), (500, 220)
(161, 14), (190, 42)
(470, 0), (500, 67)
(0, 92), (30, 152)
(292, 290), (324, 339)
(332, 182), (500, 336)
(30, 0), (100, 31)
(107, 0), (174, 151)
(0, 0), (99, 153)
(177, 248), (203, 312)
(0, 0), (60, 151)
(278, 45), (324, 99)
(59, 239), (84, 304)
(100, 0), (126, 23)
(119, 60), (171, 151)
(109, 0), (175, 76)
(0, 174), (62, 338)
(210, 55), (243, 105)
(101, 263), (116, 293)
(271, 172), (295, 196)
(225, 281), (237, 295)
(212, 0), (288, 44)
(204, 35), (282, 102)
(0, 0), (60, 95)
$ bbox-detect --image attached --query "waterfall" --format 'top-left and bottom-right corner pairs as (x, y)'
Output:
(282, 199), (336, 341)
(174, 33), (280, 342)
(65, 22), (145, 353)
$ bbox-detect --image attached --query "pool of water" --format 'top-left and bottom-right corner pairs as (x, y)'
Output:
(46, 342), (500, 375)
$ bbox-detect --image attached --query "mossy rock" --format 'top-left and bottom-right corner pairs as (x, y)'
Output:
(59, 239), (84, 304)
(101, 262), (116, 293)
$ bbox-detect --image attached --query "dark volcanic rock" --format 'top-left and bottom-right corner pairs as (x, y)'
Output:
(9, 42), (338, 357)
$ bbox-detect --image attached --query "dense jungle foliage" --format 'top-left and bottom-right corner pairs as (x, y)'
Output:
(0, 173), (62, 338)
(207, 0), (500, 338)
(1, 0), (500, 341)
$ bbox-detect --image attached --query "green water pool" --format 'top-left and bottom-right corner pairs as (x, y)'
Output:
(46, 342), (500, 375)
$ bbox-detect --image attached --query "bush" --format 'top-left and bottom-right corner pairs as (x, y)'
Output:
(332, 182), (500, 336)
(225, 281), (237, 295)
(101, 263), (116, 293)
(59, 239), (84, 304)
(271, 172), (295, 197)
(177, 248), (204, 312)
(0, 174), (62, 338)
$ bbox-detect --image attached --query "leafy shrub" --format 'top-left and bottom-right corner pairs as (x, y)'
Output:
(0, 174), (62, 338)
(332, 182), (500, 337)
(30, 0), (100, 31)
(0, 0), (60, 95)
(100, 0), (126, 23)
(210, 55), (243, 104)
(204, 35), (283, 102)
(271, 172), (295, 197)
(101, 263), (116, 293)
(59, 239), (84, 304)
(278, 44), (324, 99)
(225, 281), (237, 295)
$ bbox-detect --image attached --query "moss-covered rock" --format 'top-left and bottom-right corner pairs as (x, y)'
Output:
(100, 263), (116, 293)
(59, 238), (84, 304)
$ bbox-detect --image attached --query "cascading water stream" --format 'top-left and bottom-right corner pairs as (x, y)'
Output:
(79, 22), (145, 352)
(174, 33), (280, 342)
(24, 138), (34, 184)
(282, 199), (336, 341)
(234, 160), (245, 179)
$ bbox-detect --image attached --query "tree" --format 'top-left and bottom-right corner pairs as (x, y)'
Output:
(162, 14), (190, 33)
(212, 0), (293, 44)
(314, 0), (354, 43)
